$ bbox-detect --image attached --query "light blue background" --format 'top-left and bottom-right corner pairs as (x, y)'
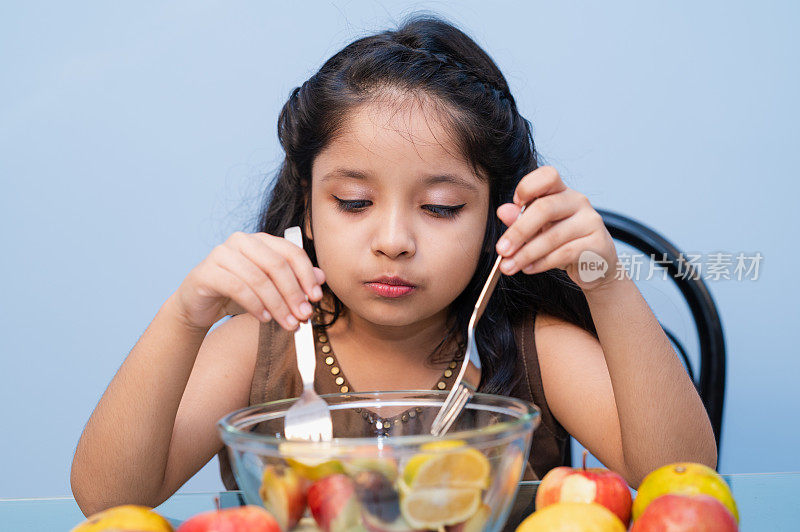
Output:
(1, 1), (798, 498)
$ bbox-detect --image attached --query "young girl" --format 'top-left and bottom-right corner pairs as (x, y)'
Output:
(70, 15), (716, 515)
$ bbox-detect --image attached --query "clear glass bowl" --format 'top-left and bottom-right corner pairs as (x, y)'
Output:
(218, 390), (539, 532)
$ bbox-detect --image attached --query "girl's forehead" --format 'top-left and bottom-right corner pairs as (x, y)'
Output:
(314, 98), (484, 188)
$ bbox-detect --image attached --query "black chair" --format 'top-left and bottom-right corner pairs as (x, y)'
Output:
(562, 209), (726, 469)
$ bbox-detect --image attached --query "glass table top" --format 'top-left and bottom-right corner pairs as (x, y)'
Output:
(2, 473), (798, 531)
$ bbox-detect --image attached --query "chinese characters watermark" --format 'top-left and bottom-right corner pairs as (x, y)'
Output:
(615, 251), (763, 282)
(577, 251), (763, 283)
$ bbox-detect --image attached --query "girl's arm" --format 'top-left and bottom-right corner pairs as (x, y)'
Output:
(585, 275), (716, 480)
(70, 295), (259, 515)
(535, 282), (717, 488)
(71, 231), (325, 515)
(496, 166), (717, 487)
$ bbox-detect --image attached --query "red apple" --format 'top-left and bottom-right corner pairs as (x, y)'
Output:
(630, 494), (738, 531)
(535, 451), (632, 525)
(259, 464), (309, 531)
(307, 474), (362, 532)
(176, 505), (280, 532)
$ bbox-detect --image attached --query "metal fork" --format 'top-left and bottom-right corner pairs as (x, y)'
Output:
(431, 205), (527, 436)
(282, 226), (333, 442)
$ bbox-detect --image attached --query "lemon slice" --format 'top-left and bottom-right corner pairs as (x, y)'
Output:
(403, 440), (465, 484)
(399, 483), (482, 529)
(403, 443), (490, 489)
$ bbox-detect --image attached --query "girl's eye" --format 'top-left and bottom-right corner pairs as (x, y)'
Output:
(333, 197), (371, 212)
(423, 204), (466, 218)
(332, 196), (465, 219)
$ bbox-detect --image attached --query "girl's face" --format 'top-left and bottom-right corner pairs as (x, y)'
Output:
(308, 97), (490, 329)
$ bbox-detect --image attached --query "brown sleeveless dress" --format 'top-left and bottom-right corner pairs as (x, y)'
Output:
(218, 312), (568, 489)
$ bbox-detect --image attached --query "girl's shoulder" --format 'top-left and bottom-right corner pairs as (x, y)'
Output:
(531, 309), (605, 402)
(208, 312), (262, 355)
(195, 313), (262, 387)
(528, 309), (610, 445)
(532, 311), (598, 360)
(514, 309), (601, 411)
(512, 311), (575, 364)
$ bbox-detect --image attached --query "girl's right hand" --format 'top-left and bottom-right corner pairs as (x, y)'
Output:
(173, 231), (325, 331)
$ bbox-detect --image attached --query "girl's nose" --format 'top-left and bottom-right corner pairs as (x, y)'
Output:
(370, 206), (416, 259)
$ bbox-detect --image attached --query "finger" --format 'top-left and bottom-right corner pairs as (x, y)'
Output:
(252, 233), (323, 302)
(212, 246), (299, 330)
(512, 166), (567, 206)
(496, 202), (522, 228)
(236, 237), (314, 324)
(314, 267), (326, 286)
(500, 210), (594, 275)
(496, 190), (581, 257)
(523, 232), (599, 275)
(211, 264), (275, 324)
(230, 233), (313, 319)
(211, 245), (296, 328)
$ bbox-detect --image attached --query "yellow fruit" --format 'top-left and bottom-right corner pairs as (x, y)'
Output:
(516, 502), (626, 532)
(278, 442), (345, 480)
(70, 504), (173, 532)
(399, 481), (482, 529)
(285, 457), (345, 480)
(259, 465), (308, 531)
(402, 441), (489, 489)
(632, 462), (738, 523)
(421, 440), (467, 451)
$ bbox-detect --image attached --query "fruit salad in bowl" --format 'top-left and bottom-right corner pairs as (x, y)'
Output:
(217, 390), (539, 532)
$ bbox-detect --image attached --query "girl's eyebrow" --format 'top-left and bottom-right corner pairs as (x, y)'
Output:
(321, 167), (479, 192)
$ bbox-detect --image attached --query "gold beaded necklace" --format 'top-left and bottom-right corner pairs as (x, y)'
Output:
(312, 325), (463, 435)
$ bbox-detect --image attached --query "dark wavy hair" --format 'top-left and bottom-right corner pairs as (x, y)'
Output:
(253, 14), (598, 394)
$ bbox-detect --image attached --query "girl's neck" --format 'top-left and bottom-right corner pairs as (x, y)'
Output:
(324, 307), (456, 368)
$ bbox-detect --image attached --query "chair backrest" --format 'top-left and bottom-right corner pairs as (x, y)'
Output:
(562, 209), (726, 468)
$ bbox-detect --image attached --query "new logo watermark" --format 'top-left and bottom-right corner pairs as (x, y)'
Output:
(578, 250), (609, 283)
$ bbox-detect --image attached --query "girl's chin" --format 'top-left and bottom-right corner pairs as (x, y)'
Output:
(344, 303), (450, 329)
(354, 311), (422, 328)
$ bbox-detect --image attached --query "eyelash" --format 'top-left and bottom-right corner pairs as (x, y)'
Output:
(332, 196), (466, 219)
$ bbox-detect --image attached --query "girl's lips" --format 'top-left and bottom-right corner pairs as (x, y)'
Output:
(365, 282), (415, 298)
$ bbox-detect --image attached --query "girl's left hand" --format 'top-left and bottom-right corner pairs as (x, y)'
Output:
(495, 166), (621, 292)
